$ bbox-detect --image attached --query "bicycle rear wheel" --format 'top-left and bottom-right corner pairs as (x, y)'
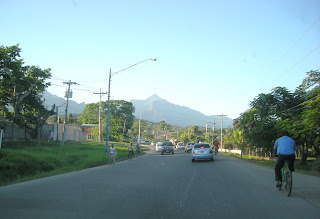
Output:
(285, 170), (292, 196)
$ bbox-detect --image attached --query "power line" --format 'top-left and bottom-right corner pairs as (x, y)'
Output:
(264, 15), (320, 77)
(270, 43), (320, 86)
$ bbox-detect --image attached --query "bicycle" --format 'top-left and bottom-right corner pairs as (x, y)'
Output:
(135, 148), (140, 157)
(109, 153), (115, 165)
(278, 160), (293, 196)
(214, 147), (218, 156)
(128, 151), (133, 160)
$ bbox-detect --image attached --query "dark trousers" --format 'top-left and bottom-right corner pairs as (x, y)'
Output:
(275, 154), (295, 181)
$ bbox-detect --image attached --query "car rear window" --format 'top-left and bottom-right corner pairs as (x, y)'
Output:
(194, 144), (210, 149)
(158, 142), (173, 146)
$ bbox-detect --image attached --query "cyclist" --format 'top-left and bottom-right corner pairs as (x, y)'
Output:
(108, 144), (117, 164)
(128, 143), (134, 159)
(213, 140), (219, 155)
(135, 143), (141, 156)
(273, 131), (296, 188)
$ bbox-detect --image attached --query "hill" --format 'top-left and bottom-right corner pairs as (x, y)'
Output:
(43, 91), (86, 115)
(131, 94), (233, 128)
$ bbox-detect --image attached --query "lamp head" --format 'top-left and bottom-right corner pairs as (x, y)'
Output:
(150, 58), (157, 61)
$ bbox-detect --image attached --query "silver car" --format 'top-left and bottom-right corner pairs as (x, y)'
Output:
(192, 143), (214, 162)
(185, 142), (195, 152)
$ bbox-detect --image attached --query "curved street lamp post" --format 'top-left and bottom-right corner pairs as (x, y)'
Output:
(105, 58), (157, 152)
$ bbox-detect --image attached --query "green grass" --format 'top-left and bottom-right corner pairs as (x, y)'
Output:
(221, 152), (320, 176)
(0, 141), (147, 187)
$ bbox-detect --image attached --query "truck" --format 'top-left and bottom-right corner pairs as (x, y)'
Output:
(159, 141), (174, 155)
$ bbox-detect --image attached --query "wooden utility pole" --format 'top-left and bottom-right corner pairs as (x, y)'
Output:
(212, 119), (217, 133)
(61, 80), (78, 146)
(93, 88), (107, 144)
(217, 114), (227, 149)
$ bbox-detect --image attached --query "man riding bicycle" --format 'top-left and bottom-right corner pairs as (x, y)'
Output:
(273, 131), (296, 188)
(213, 140), (219, 155)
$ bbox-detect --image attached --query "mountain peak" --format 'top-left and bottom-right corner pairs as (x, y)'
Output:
(146, 94), (162, 102)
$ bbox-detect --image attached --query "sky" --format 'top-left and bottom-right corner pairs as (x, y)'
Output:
(1, 0), (320, 119)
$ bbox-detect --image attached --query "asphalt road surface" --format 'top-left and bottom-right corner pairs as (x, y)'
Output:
(1, 147), (320, 219)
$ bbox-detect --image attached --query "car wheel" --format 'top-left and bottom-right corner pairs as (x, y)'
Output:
(172, 151), (174, 154)
(210, 158), (214, 162)
(192, 159), (195, 162)
(161, 152), (163, 155)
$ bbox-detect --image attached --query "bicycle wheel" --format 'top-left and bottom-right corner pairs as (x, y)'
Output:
(285, 170), (292, 196)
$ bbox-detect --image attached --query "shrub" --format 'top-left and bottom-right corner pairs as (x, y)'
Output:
(312, 158), (320, 172)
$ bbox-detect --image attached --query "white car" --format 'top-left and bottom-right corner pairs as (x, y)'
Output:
(156, 142), (163, 152)
(176, 142), (185, 149)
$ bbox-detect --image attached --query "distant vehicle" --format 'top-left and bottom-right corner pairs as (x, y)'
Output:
(144, 140), (150, 145)
(159, 141), (174, 155)
(141, 140), (145, 144)
(151, 141), (157, 146)
(185, 142), (195, 152)
(155, 142), (163, 152)
(192, 143), (213, 162)
(176, 142), (185, 149)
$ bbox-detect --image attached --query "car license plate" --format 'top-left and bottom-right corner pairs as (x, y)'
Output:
(200, 151), (204, 153)
(167, 150), (169, 152)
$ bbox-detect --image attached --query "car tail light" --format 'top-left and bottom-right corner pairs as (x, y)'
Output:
(209, 150), (213, 154)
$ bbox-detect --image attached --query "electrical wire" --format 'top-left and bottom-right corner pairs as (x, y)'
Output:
(264, 16), (320, 77)
(269, 43), (320, 85)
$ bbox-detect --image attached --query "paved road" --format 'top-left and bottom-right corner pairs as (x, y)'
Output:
(1, 148), (320, 219)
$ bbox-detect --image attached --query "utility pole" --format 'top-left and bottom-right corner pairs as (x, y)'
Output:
(204, 121), (212, 144)
(204, 121), (210, 134)
(93, 88), (107, 144)
(56, 106), (59, 142)
(217, 114), (227, 149)
(212, 119), (217, 133)
(61, 80), (78, 146)
(138, 112), (141, 144)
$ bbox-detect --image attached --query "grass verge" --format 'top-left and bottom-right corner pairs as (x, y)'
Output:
(0, 141), (147, 187)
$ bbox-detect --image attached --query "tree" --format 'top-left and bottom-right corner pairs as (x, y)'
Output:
(279, 70), (320, 163)
(0, 45), (54, 140)
(79, 100), (135, 141)
(224, 128), (242, 149)
(234, 70), (320, 163)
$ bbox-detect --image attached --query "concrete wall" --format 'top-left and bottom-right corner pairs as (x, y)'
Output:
(0, 121), (82, 142)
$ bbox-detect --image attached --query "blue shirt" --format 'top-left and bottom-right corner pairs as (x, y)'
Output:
(274, 136), (296, 155)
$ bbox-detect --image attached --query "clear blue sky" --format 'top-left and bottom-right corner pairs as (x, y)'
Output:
(1, 0), (319, 119)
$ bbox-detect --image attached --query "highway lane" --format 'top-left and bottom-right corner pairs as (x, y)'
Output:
(0, 148), (320, 218)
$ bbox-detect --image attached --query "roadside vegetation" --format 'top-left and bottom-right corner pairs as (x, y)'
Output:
(221, 152), (320, 176)
(0, 141), (146, 187)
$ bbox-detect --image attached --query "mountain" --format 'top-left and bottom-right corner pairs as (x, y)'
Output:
(43, 91), (86, 115)
(131, 94), (233, 128)
(42, 91), (233, 127)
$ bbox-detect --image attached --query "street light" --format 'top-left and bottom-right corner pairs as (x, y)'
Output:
(105, 58), (157, 152)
